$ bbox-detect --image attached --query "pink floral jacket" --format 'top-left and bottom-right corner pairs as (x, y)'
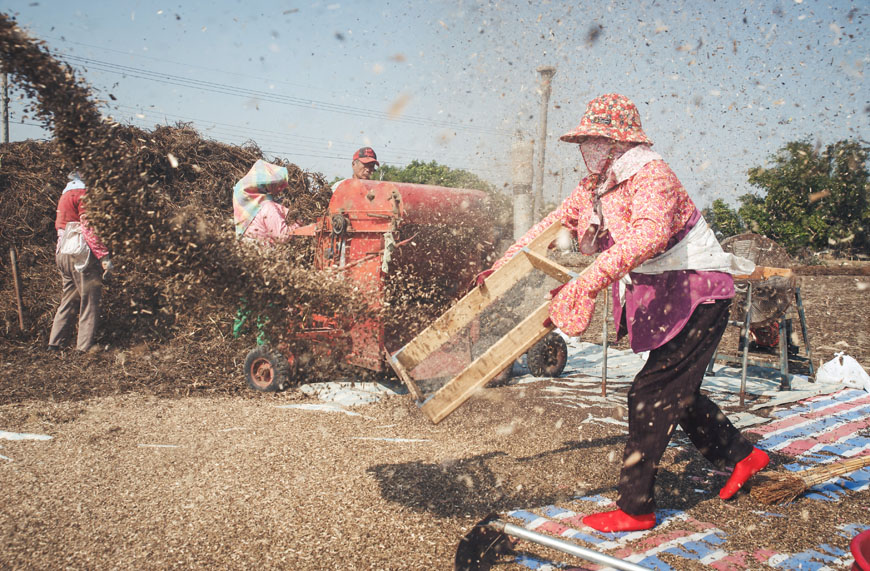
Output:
(495, 158), (733, 352)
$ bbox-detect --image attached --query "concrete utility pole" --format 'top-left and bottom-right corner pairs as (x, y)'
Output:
(1, 72), (9, 144)
(533, 65), (556, 218)
(511, 137), (535, 240)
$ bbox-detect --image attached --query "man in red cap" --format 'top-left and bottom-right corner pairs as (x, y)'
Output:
(351, 146), (379, 180)
(483, 94), (768, 532)
(331, 147), (381, 193)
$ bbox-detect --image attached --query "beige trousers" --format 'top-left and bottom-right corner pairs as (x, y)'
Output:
(48, 251), (103, 351)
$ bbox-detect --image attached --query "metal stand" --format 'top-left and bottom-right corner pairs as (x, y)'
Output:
(706, 285), (815, 403)
(794, 287), (815, 376)
(778, 312), (789, 391)
(739, 283), (753, 404)
(601, 288), (608, 397)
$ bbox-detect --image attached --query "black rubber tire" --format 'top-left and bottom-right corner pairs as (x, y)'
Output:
(527, 332), (568, 378)
(489, 365), (513, 387)
(243, 345), (296, 392)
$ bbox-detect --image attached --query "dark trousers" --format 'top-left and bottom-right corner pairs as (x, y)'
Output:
(616, 299), (754, 514)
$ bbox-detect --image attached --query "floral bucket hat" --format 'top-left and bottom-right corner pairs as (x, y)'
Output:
(559, 93), (652, 145)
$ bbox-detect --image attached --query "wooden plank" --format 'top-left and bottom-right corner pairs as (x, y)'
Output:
(386, 350), (424, 401)
(521, 247), (579, 282)
(394, 257), (527, 370)
(733, 266), (793, 281)
(10, 246), (25, 330)
(421, 302), (553, 424)
(394, 222), (564, 371)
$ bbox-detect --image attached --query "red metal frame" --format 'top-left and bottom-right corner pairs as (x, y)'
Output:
(286, 179), (494, 375)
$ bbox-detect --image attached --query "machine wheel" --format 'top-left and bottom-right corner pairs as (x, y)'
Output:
(527, 332), (568, 378)
(489, 365), (513, 387)
(244, 345), (296, 392)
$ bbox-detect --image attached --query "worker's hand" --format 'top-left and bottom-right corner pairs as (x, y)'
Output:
(547, 282), (567, 299)
(475, 269), (494, 288)
(547, 280), (597, 337)
(101, 257), (114, 280)
(543, 282), (570, 328)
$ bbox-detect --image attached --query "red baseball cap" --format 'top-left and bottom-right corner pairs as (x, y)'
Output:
(353, 147), (379, 166)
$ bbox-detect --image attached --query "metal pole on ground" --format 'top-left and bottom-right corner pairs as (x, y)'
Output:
(740, 283), (753, 407)
(489, 519), (650, 571)
(533, 66), (556, 219)
(601, 288), (608, 397)
(778, 315), (790, 390)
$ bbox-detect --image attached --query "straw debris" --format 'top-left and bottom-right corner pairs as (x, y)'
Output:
(750, 455), (870, 505)
(0, 13), (368, 357)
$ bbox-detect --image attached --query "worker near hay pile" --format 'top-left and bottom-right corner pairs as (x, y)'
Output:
(48, 172), (113, 352)
(233, 159), (301, 244)
(331, 147), (380, 192)
(483, 94), (769, 532)
(232, 159), (302, 341)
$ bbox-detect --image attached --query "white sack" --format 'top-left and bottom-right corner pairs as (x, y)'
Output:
(816, 352), (870, 392)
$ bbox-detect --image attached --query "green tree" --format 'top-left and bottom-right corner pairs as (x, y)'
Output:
(739, 139), (870, 257)
(703, 198), (744, 239)
(379, 159), (512, 233)
(378, 159), (494, 192)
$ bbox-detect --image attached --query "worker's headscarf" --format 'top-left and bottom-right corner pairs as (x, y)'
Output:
(560, 94), (652, 186)
(559, 95), (656, 250)
(232, 160), (289, 236)
(63, 172), (86, 194)
(559, 93), (652, 146)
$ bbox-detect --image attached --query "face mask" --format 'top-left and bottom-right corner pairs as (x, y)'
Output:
(580, 138), (613, 174)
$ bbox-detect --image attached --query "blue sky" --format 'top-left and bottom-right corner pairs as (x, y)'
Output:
(3, 1), (868, 208)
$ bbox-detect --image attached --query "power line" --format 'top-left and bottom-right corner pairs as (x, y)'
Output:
(9, 118), (48, 129)
(42, 40), (518, 157)
(112, 103), (500, 166)
(7, 94), (507, 182)
(63, 54), (512, 137)
(42, 35), (409, 107)
(43, 36), (344, 99)
(5, 40), (514, 179)
(8, 105), (506, 180)
(40, 37), (518, 141)
(113, 113), (506, 179)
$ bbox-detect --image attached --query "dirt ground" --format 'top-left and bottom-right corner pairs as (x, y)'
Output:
(1, 273), (868, 569)
(2, 17), (867, 568)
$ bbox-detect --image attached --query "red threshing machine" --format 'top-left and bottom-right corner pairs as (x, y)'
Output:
(243, 178), (492, 391)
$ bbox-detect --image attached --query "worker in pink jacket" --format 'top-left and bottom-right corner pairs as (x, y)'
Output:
(232, 160), (301, 340)
(48, 172), (112, 352)
(233, 159), (301, 244)
(486, 94), (769, 532)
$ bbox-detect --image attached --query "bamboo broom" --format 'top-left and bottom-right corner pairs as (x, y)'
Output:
(751, 455), (870, 505)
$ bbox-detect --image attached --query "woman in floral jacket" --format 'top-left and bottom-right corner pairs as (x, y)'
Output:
(487, 94), (769, 532)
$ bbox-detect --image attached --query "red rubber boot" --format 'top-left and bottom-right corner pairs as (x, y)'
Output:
(720, 447), (770, 500)
(582, 509), (656, 532)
